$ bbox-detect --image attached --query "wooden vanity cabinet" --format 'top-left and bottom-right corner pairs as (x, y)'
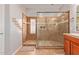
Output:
(64, 39), (71, 55)
(64, 34), (79, 55)
(71, 42), (79, 55)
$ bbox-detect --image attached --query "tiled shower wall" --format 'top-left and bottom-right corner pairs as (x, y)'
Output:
(37, 13), (69, 48)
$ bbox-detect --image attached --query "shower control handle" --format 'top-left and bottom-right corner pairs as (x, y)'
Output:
(40, 26), (45, 29)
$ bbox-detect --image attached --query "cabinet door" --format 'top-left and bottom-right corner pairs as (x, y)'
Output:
(71, 42), (79, 55)
(64, 39), (71, 55)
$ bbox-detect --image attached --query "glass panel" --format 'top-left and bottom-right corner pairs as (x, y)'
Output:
(30, 19), (36, 34)
(76, 6), (79, 31)
(36, 12), (69, 48)
(76, 13), (79, 31)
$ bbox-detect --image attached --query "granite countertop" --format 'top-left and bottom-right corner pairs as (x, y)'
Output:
(64, 33), (79, 39)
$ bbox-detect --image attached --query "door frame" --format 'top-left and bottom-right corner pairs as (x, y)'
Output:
(22, 14), (37, 45)
(22, 13), (28, 45)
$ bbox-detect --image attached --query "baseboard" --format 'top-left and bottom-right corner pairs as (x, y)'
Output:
(12, 45), (22, 55)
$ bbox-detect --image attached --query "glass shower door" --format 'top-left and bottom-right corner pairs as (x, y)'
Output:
(37, 17), (48, 47)
(36, 12), (69, 48)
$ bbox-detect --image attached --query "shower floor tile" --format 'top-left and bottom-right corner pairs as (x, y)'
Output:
(37, 40), (64, 47)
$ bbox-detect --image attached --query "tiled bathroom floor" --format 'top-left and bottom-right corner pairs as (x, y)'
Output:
(23, 40), (36, 45)
(16, 46), (64, 55)
(23, 39), (64, 48)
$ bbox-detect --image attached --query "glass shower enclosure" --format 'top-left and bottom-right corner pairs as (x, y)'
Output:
(36, 12), (69, 48)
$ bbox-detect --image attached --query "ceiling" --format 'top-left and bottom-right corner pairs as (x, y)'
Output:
(19, 4), (71, 16)
(20, 4), (71, 12)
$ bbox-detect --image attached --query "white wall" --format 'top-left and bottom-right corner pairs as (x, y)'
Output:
(0, 5), (5, 55)
(25, 5), (71, 17)
(0, 5), (4, 33)
(4, 5), (11, 55)
(0, 4), (26, 55)
(70, 5), (77, 33)
(9, 4), (26, 54)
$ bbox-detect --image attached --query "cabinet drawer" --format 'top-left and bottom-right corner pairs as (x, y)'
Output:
(71, 42), (79, 55)
(0, 39), (4, 53)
